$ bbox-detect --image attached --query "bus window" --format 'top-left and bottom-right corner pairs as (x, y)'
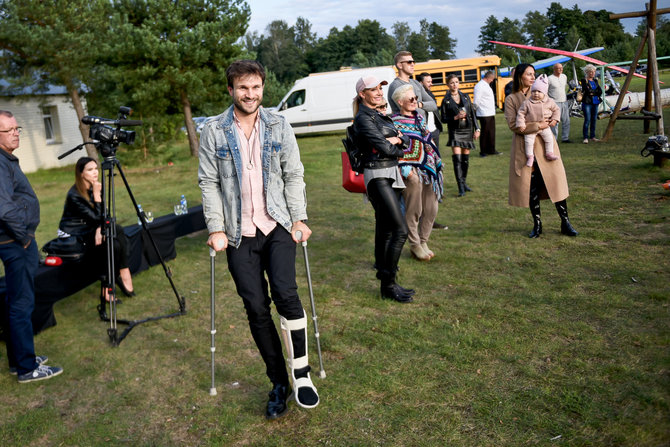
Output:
(463, 69), (478, 82)
(445, 71), (462, 81)
(431, 72), (444, 85)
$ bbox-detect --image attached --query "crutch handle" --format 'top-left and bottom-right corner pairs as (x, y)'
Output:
(209, 247), (216, 257)
(295, 230), (307, 247)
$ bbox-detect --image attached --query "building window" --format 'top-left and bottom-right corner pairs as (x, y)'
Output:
(42, 106), (61, 144)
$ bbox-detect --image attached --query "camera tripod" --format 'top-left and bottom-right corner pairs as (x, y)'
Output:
(96, 154), (186, 346)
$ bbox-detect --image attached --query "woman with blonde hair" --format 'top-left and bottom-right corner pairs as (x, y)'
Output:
(579, 64), (603, 144)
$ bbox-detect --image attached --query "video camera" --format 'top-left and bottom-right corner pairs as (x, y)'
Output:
(82, 106), (142, 157)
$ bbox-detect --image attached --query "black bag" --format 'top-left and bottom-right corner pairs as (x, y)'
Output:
(41, 236), (86, 261)
(342, 125), (365, 174)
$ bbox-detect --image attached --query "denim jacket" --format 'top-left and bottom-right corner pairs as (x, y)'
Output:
(0, 149), (40, 246)
(198, 106), (307, 248)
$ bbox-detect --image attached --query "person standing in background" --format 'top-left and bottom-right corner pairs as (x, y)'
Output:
(473, 70), (501, 157)
(547, 63), (572, 144)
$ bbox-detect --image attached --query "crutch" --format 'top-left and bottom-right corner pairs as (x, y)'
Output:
(209, 246), (218, 396)
(295, 230), (326, 378)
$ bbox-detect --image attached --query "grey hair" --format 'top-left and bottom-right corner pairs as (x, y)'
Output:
(0, 110), (14, 118)
(583, 64), (596, 74)
(391, 84), (414, 104)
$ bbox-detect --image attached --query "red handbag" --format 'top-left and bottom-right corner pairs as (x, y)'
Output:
(341, 152), (366, 193)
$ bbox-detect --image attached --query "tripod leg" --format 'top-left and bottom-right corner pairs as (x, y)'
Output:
(209, 247), (217, 396)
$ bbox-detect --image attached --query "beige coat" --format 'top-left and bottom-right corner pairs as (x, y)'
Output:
(505, 90), (569, 207)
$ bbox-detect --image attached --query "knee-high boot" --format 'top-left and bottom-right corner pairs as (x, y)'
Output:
(528, 170), (542, 238)
(461, 153), (472, 191)
(452, 154), (465, 197)
(555, 200), (578, 236)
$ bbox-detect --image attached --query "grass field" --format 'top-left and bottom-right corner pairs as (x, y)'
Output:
(0, 100), (668, 445)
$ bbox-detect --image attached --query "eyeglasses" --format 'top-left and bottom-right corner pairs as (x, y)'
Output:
(377, 104), (388, 110)
(407, 96), (419, 103)
(400, 60), (415, 65)
(0, 127), (22, 134)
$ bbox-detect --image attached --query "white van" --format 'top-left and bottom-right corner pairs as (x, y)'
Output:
(273, 66), (396, 134)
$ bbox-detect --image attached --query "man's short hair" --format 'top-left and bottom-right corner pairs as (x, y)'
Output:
(0, 110), (14, 118)
(417, 72), (431, 82)
(394, 51), (412, 67)
(226, 60), (266, 88)
(484, 70), (495, 79)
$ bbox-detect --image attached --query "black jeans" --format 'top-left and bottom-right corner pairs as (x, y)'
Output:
(366, 178), (408, 276)
(226, 226), (303, 386)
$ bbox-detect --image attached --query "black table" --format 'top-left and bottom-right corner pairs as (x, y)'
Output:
(0, 205), (206, 335)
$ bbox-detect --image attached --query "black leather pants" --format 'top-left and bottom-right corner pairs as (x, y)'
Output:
(366, 178), (408, 277)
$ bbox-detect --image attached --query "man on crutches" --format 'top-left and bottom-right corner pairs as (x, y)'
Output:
(198, 60), (319, 420)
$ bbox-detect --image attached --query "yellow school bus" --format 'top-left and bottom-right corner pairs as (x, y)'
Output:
(408, 56), (508, 110)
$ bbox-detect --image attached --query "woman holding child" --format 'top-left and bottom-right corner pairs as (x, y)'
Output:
(504, 64), (578, 238)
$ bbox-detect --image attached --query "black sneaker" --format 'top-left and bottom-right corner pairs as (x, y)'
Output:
(9, 355), (48, 375)
(561, 139), (573, 144)
(18, 364), (63, 383)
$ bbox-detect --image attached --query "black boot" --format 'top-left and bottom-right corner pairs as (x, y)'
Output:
(376, 269), (415, 296)
(452, 154), (465, 197)
(461, 153), (472, 191)
(528, 170), (542, 238)
(379, 270), (413, 303)
(266, 383), (289, 420)
(555, 200), (578, 236)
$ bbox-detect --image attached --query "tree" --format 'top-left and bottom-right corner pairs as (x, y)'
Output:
(256, 20), (306, 84)
(421, 20), (456, 60)
(524, 11), (551, 47)
(0, 0), (113, 158)
(477, 16), (502, 55)
(108, 0), (250, 156)
(392, 22), (411, 52)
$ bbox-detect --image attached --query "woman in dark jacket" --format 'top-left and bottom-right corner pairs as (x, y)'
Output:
(579, 64), (603, 144)
(352, 75), (414, 303)
(58, 157), (134, 299)
(440, 74), (480, 196)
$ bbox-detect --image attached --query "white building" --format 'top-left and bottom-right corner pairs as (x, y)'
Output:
(0, 81), (85, 173)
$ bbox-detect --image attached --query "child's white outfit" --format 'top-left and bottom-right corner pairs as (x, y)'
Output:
(516, 74), (561, 167)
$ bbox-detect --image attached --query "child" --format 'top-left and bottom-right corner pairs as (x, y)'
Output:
(516, 74), (561, 167)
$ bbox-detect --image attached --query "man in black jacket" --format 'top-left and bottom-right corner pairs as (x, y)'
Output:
(0, 110), (62, 383)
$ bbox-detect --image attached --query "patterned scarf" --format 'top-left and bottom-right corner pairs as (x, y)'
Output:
(391, 112), (443, 200)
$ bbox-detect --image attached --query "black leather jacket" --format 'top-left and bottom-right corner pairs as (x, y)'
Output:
(353, 103), (407, 169)
(58, 186), (102, 239)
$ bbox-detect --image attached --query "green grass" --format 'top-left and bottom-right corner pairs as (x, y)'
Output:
(0, 106), (668, 446)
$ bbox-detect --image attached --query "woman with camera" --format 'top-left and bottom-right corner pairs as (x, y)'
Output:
(57, 157), (135, 300)
(352, 75), (414, 303)
(440, 74), (480, 197)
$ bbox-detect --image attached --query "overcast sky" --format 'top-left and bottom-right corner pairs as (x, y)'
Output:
(247, 0), (665, 60)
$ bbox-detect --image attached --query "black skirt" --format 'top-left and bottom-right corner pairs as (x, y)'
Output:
(447, 123), (475, 149)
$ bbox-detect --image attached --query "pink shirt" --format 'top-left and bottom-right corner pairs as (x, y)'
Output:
(234, 112), (277, 237)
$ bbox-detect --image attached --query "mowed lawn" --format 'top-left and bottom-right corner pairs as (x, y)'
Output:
(0, 104), (668, 446)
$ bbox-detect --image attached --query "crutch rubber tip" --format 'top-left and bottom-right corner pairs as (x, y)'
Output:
(209, 388), (217, 396)
(319, 371), (326, 379)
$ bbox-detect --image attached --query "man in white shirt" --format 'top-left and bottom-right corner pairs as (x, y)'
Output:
(473, 71), (500, 157)
(548, 63), (572, 143)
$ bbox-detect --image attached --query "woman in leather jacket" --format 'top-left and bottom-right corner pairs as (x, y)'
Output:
(58, 157), (134, 298)
(352, 75), (414, 303)
(579, 65), (603, 144)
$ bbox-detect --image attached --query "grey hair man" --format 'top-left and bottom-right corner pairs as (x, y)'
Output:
(473, 70), (500, 156)
(548, 63), (572, 143)
(0, 110), (63, 383)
